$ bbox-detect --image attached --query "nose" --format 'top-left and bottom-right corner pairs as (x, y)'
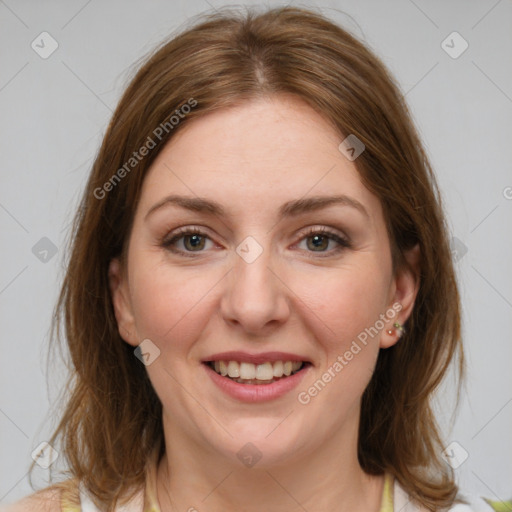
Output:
(220, 240), (290, 336)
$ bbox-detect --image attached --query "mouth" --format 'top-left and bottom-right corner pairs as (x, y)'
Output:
(203, 360), (311, 385)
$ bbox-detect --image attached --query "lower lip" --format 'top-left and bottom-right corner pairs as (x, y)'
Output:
(203, 363), (311, 403)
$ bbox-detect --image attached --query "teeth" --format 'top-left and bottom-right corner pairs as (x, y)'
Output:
(227, 361), (240, 378)
(255, 362), (273, 380)
(240, 362), (256, 380)
(273, 361), (283, 377)
(210, 360), (305, 381)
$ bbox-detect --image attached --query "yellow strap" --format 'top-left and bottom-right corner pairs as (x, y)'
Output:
(61, 504), (81, 512)
(60, 496), (81, 512)
(380, 472), (394, 512)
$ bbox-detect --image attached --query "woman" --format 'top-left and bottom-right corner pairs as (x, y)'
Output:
(3, 6), (501, 512)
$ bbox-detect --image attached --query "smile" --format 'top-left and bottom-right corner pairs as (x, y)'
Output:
(203, 360), (311, 402)
(206, 360), (306, 384)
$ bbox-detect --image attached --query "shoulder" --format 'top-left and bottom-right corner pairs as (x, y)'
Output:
(0, 488), (63, 512)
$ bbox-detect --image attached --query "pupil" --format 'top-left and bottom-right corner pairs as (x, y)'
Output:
(309, 235), (327, 251)
(186, 234), (204, 250)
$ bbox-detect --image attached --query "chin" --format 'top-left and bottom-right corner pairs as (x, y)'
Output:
(210, 418), (308, 469)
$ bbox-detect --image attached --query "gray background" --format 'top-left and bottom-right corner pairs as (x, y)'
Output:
(1, 0), (511, 506)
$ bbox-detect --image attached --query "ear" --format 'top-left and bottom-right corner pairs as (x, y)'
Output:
(108, 258), (139, 347)
(380, 243), (421, 349)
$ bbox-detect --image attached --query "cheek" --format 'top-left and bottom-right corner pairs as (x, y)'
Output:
(129, 259), (218, 346)
(292, 266), (388, 420)
(128, 241), (391, 360)
(293, 260), (390, 351)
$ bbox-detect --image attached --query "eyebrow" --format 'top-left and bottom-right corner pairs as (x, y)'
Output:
(144, 194), (369, 221)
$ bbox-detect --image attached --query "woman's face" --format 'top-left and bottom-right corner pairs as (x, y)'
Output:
(109, 94), (418, 467)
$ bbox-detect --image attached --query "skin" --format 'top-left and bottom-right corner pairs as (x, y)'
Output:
(108, 94), (420, 512)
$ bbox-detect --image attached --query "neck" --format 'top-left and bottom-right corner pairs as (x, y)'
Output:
(155, 414), (385, 512)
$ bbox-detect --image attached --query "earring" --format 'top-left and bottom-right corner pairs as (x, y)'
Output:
(387, 322), (405, 337)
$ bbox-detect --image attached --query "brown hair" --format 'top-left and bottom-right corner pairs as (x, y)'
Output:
(32, 5), (465, 511)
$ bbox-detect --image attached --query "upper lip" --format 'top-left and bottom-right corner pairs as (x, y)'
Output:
(202, 351), (312, 365)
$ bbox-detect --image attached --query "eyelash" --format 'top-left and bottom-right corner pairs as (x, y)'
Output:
(161, 226), (351, 259)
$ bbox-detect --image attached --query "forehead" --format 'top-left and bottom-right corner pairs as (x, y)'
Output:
(137, 95), (381, 221)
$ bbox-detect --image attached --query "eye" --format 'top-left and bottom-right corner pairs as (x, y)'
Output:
(161, 226), (351, 258)
(295, 227), (351, 257)
(162, 227), (215, 256)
